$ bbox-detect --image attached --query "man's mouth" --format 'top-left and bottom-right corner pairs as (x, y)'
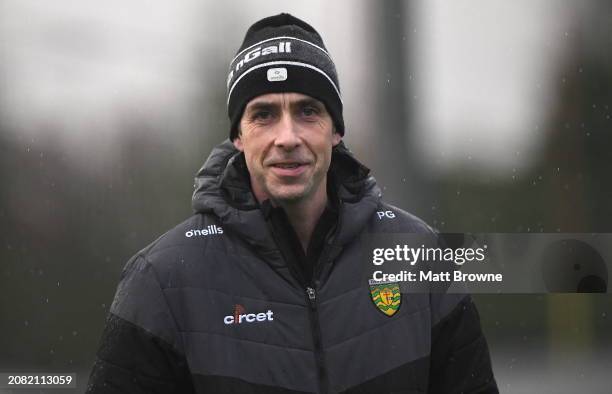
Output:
(269, 161), (309, 176)
(273, 162), (302, 169)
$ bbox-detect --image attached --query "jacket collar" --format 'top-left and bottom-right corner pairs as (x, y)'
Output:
(192, 139), (381, 251)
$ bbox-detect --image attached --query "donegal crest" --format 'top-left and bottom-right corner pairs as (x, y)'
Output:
(368, 279), (401, 316)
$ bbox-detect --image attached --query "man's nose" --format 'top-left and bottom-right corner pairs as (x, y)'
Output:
(274, 113), (301, 150)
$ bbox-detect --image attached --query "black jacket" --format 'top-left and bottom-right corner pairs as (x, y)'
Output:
(87, 140), (498, 394)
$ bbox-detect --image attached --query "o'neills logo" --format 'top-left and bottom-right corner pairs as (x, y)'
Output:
(185, 225), (223, 238)
(223, 304), (274, 325)
(227, 41), (293, 87)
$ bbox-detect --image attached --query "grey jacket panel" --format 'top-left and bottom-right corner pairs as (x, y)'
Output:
(109, 255), (185, 355)
(183, 331), (318, 392)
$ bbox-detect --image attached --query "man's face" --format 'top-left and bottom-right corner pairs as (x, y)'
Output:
(233, 92), (342, 204)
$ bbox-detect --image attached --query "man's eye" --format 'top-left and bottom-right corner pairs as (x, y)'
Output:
(301, 106), (319, 117)
(253, 111), (272, 120)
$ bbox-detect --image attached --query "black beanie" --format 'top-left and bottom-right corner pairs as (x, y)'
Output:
(227, 13), (344, 140)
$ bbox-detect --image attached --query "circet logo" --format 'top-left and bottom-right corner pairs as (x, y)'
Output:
(223, 304), (274, 325)
(185, 225), (223, 238)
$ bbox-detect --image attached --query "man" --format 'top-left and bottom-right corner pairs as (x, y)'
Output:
(87, 13), (498, 394)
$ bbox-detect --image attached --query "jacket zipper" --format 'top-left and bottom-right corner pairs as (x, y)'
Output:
(307, 203), (341, 394)
(267, 236), (330, 393)
(305, 285), (328, 394)
(265, 204), (339, 393)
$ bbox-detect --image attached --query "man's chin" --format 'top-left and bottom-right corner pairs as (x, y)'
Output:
(267, 185), (309, 203)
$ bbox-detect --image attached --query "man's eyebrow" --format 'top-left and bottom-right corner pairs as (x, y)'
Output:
(293, 98), (325, 109)
(244, 98), (325, 113)
(244, 101), (277, 113)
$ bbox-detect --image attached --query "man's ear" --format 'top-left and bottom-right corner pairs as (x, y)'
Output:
(233, 137), (244, 151)
(332, 130), (342, 147)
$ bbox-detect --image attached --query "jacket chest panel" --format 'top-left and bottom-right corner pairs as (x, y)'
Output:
(313, 243), (433, 391)
(159, 247), (320, 391)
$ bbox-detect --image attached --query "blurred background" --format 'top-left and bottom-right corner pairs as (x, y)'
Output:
(1, 0), (611, 392)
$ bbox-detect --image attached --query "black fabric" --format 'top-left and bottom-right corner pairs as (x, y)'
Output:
(87, 314), (195, 394)
(87, 139), (498, 393)
(227, 13), (343, 139)
(340, 357), (431, 394)
(242, 14), (323, 47)
(265, 201), (337, 283)
(192, 374), (312, 394)
(262, 174), (339, 283)
(428, 297), (498, 394)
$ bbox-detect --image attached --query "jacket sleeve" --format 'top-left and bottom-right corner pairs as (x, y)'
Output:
(86, 255), (195, 394)
(428, 294), (498, 394)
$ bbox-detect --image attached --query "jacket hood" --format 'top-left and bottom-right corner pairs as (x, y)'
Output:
(192, 139), (381, 250)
